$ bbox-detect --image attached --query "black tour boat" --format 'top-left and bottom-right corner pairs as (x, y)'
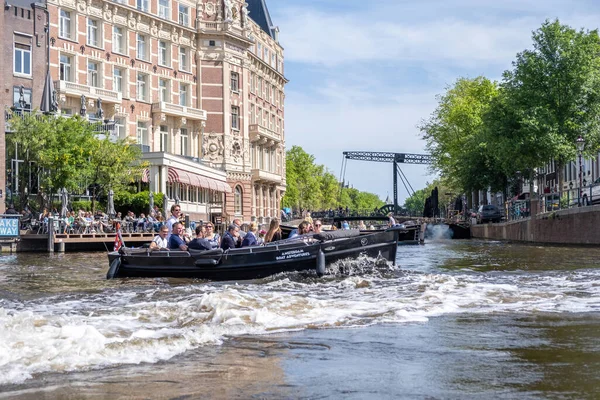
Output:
(106, 227), (403, 281)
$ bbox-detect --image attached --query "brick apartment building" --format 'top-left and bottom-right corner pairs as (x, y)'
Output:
(2, 0), (52, 213)
(3, 0), (286, 223)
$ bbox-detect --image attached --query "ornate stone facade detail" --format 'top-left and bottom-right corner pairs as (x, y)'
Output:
(128, 11), (136, 29)
(205, 2), (215, 17)
(230, 140), (242, 163)
(103, 4), (112, 21)
(203, 132), (224, 163)
(227, 172), (252, 181)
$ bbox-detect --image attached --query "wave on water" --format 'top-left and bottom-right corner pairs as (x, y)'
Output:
(1, 256), (600, 385)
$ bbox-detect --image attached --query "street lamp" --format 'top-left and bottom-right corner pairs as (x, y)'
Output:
(576, 136), (586, 206)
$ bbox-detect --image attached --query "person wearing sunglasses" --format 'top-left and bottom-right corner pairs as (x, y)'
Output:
(204, 223), (220, 248)
(313, 220), (323, 234)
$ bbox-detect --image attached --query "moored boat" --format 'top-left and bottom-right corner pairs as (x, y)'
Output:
(106, 227), (402, 281)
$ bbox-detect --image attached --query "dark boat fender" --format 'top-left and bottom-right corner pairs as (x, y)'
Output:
(107, 257), (121, 280)
(316, 250), (326, 277)
(195, 258), (219, 267)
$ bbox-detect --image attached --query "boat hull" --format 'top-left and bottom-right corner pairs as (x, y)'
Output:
(107, 229), (399, 281)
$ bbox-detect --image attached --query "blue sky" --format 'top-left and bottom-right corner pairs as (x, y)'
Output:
(265, 0), (600, 203)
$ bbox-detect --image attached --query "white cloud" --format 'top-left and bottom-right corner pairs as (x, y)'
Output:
(266, 0), (600, 202)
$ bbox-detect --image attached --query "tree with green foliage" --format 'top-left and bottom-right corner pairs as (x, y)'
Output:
(85, 137), (146, 211)
(490, 19), (600, 189)
(282, 146), (383, 212)
(7, 113), (146, 211)
(283, 146), (320, 209)
(403, 188), (428, 216)
(7, 114), (95, 207)
(419, 76), (506, 192)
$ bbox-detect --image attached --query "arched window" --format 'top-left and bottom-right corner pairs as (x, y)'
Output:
(234, 185), (243, 215)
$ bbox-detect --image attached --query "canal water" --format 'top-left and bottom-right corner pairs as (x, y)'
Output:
(1, 236), (600, 399)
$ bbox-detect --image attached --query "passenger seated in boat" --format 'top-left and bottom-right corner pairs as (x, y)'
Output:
(188, 225), (212, 251)
(289, 221), (310, 238)
(168, 222), (188, 251)
(204, 223), (220, 248)
(313, 220), (323, 234)
(241, 222), (259, 247)
(264, 218), (282, 243)
(150, 226), (170, 250)
(220, 224), (241, 251)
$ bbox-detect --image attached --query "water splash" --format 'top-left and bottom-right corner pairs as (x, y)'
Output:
(425, 224), (454, 240)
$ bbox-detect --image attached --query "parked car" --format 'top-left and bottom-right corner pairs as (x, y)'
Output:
(476, 205), (503, 223)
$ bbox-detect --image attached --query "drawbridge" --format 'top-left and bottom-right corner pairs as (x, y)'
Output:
(341, 151), (433, 214)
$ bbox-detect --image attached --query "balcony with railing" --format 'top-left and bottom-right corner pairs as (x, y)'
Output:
(54, 81), (122, 103)
(5, 108), (116, 137)
(151, 102), (207, 121)
(197, 20), (248, 39)
(251, 168), (282, 184)
(249, 124), (281, 145)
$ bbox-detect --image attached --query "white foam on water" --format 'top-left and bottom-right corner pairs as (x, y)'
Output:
(2, 266), (600, 385)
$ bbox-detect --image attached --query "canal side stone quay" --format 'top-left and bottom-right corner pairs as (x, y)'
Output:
(471, 200), (600, 245)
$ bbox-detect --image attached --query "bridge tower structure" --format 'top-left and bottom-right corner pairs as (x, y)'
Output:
(342, 151), (433, 214)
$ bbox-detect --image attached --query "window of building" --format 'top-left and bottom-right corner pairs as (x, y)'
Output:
(209, 40), (215, 47)
(271, 53), (276, 68)
(179, 47), (188, 71)
(257, 43), (262, 58)
(87, 19), (100, 48)
(59, 10), (72, 39)
(115, 117), (126, 139)
(113, 67), (123, 93)
(158, 0), (169, 19)
(137, 122), (148, 146)
(258, 78), (263, 98)
(265, 48), (269, 63)
(178, 4), (189, 26)
(160, 125), (168, 152)
(159, 41), (169, 66)
(231, 106), (240, 130)
(265, 83), (270, 102)
(137, 0), (148, 12)
(159, 79), (169, 102)
(137, 73), (148, 101)
(12, 86), (32, 109)
(113, 26), (125, 54)
(13, 42), (31, 76)
(230, 72), (239, 92)
(88, 61), (100, 87)
(179, 83), (188, 106)
(180, 128), (188, 156)
(137, 34), (147, 61)
(59, 54), (72, 81)
(249, 73), (254, 94)
(234, 186), (242, 214)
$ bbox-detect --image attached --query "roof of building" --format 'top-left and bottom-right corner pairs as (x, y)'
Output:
(246, 0), (276, 40)
(5, 0), (45, 8)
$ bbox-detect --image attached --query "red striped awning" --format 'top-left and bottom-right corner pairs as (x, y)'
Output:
(169, 167), (232, 193)
(141, 167), (231, 193)
(141, 168), (150, 183)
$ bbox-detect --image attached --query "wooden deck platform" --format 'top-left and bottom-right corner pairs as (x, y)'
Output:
(18, 232), (157, 252)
